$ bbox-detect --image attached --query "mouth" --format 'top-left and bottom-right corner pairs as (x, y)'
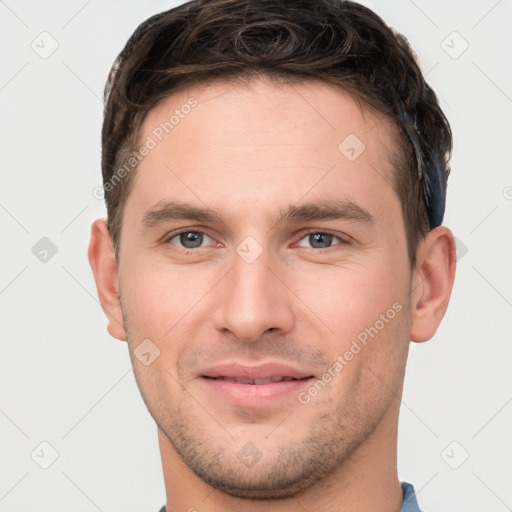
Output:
(199, 362), (315, 405)
(204, 375), (309, 384)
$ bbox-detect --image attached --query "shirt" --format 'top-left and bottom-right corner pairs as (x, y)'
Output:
(157, 481), (422, 511)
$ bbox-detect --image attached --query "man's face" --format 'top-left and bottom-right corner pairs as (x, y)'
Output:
(117, 78), (413, 498)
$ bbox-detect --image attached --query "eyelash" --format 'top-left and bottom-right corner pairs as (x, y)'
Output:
(164, 229), (349, 253)
(165, 230), (218, 254)
(295, 230), (349, 250)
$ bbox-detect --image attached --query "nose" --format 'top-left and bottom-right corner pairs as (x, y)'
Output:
(212, 246), (295, 343)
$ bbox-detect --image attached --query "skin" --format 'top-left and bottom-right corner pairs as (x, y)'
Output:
(89, 77), (456, 512)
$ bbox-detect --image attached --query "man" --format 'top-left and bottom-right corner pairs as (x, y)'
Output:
(88, 1), (456, 510)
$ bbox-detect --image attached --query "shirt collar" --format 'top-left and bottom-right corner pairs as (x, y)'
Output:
(400, 481), (423, 512)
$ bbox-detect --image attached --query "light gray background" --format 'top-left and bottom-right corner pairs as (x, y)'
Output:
(1, 1), (511, 511)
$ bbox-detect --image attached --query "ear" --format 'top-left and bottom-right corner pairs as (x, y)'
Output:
(88, 219), (127, 341)
(410, 226), (457, 343)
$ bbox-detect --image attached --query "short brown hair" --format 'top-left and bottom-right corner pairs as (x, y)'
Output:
(101, 0), (452, 268)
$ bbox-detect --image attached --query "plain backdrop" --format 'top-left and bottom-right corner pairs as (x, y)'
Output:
(1, 1), (511, 511)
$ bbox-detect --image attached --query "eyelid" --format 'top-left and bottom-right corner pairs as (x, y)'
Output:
(162, 227), (350, 251)
(164, 228), (219, 249)
(295, 229), (350, 247)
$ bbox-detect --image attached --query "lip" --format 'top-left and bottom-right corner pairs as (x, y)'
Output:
(199, 361), (315, 407)
(201, 362), (314, 380)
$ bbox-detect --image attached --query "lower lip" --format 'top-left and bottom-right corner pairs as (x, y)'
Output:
(200, 377), (314, 407)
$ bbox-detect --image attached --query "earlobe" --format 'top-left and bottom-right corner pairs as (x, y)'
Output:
(410, 226), (457, 343)
(88, 219), (127, 341)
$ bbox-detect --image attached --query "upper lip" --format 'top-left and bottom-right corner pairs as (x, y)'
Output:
(201, 362), (314, 380)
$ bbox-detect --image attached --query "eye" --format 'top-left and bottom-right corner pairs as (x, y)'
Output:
(167, 230), (215, 250)
(296, 232), (346, 250)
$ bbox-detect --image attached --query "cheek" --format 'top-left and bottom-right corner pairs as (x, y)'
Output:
(289, 256), (405, 343)
(119, 255), (211, 337)
(316, 299), (409, 417)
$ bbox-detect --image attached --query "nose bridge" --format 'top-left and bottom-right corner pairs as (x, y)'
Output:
(213, 242), (294, 341)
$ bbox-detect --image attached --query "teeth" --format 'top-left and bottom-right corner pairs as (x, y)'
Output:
(239, 378), (257, 384)
(218, 376), (298, 384)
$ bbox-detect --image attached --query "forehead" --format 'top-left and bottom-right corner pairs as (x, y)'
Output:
(127, 77), (401, 226)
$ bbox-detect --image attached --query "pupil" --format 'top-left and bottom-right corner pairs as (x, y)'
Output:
(180, 232), (203, 248)
(310, 233), (332, 248)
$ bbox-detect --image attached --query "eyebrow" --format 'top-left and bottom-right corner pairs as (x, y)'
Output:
(141, 201), (222, 228)
(274, 200), (373, 225)
(141, 199), (374, 229)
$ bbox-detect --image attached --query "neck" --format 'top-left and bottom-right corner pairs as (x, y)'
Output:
(158, 397), (403, 512)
